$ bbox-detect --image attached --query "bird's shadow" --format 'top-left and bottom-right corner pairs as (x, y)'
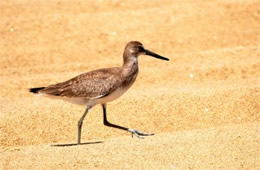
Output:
(51, 141), (103, 147)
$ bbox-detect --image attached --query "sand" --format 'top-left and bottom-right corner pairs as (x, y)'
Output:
(0, 0), (260, 169)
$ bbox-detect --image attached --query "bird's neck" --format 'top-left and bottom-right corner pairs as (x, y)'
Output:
(122, 56), (139, 77)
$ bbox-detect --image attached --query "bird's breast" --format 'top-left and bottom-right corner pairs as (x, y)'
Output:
(94, 67), (138, 105)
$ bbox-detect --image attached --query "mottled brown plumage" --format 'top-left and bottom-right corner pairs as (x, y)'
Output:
(29, 41), (169, 144)
(41, 67), (123, 98)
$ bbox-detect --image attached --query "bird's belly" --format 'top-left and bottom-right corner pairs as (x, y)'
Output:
(95, 87), (129, 105)
(40, 86), (131, 107)
(39, 93), (90, 106)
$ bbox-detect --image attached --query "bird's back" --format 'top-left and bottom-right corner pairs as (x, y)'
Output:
(38, 67), (123, 99)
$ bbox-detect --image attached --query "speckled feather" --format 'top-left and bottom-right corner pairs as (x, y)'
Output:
(39, 67), (124, 98)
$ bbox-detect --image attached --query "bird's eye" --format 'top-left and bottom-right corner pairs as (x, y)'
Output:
(138, 45), (144, 51)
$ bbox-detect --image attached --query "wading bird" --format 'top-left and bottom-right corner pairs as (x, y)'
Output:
(29, 41), (169, 144)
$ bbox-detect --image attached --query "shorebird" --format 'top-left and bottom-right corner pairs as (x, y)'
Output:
(29, 41), (169, 144)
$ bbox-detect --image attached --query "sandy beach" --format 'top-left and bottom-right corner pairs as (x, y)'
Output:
(1, 0), (259, 169)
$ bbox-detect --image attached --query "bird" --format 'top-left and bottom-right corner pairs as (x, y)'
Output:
(29, 41), (169, 144)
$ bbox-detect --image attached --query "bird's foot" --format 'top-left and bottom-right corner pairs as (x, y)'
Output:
(128, 128), (154, 139)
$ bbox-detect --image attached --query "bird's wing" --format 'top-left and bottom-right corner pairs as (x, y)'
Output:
(40, 67), (122, 98)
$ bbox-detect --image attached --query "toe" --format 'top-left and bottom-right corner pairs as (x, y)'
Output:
(128, 129), (154, 138)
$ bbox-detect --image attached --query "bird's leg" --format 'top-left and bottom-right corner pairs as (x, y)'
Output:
(78, 106), (91, 144)
(102, 104), (154, 139)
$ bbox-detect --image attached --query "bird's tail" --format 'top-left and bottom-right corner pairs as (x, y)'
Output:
(29, 87), (45, 94)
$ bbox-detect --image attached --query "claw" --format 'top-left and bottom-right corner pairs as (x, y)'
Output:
(128, 128), (154, 139)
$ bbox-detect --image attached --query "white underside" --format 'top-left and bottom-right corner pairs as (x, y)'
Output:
(39, 87), (129, 107)
(94, 87), (129, 105)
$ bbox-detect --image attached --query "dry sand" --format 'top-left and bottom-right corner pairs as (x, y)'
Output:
(1, 0), (260, 169)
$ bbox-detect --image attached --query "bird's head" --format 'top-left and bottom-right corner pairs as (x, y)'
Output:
(123, 41), (169, 64)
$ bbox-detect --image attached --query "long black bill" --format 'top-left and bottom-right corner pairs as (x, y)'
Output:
(144, 49), (169, 61)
